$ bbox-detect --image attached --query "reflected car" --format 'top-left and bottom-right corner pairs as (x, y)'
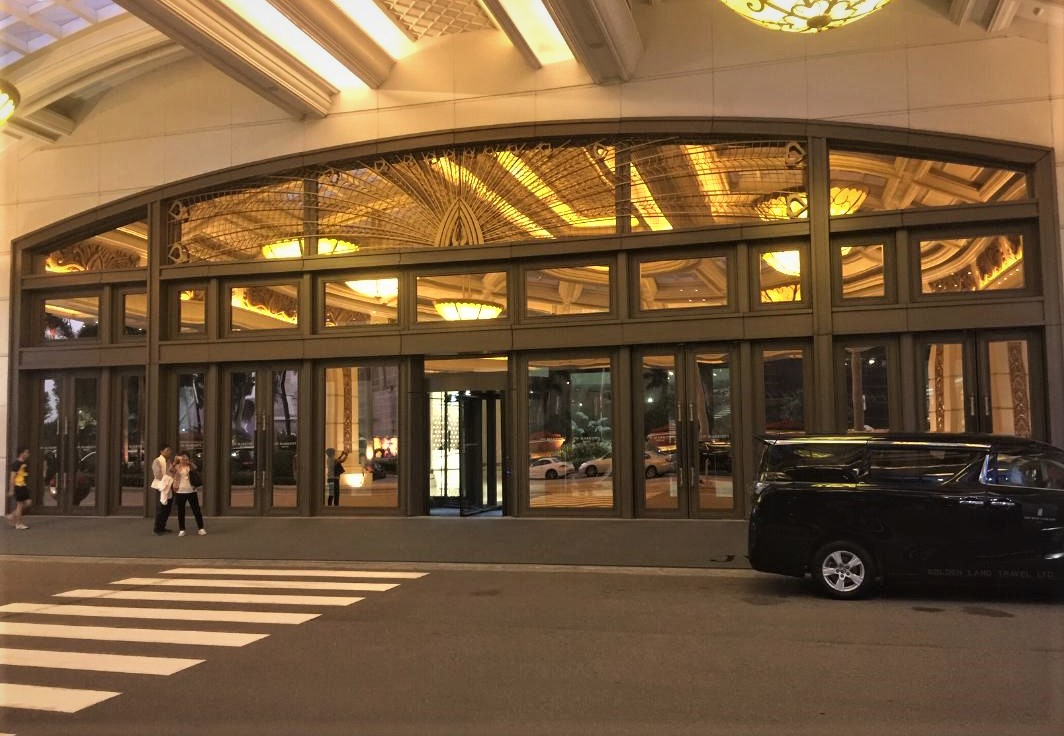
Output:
(643, 450), (674, 478)
(579, 451), (673, 478)
(748, 433), (1064, 599)
(529, 457), (574, 480)
(579, 452), (612, 477)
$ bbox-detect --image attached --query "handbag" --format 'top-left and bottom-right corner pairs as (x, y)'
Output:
(189, 469), (203, 488)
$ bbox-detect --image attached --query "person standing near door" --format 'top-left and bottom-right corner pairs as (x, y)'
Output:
(171, 451), (206, 537)
(325, 447), (348, 506)
(6, 447), (32, 530)
(151, 443), (174, 535)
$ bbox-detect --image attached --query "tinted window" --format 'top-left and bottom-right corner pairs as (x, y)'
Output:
(987, 448), (1064, 489)
(758, 442), (865, 483)
(867, 445), (984, 486)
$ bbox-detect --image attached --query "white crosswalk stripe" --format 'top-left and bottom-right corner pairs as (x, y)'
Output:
(55, 588), (363, 606)
(0, 647), (203, 676)
(0, 683), (120, 713)
(0, 602), (319, 625)
(0, 621), (268, 647)
(112, 577), (398, 592)
(0, 565), (427, 716)
(164, 567), (427, 579)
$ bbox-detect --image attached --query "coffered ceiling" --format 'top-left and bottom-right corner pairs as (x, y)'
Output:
(1, 0), (1061, 144)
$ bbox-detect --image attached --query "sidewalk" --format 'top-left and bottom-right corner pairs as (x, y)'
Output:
(0, 515), (750, 569)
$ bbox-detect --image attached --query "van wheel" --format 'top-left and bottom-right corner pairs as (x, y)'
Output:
(811, 541), (876, 599)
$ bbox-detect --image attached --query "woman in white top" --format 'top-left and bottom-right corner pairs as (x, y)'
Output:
(170, 451), (206, 537)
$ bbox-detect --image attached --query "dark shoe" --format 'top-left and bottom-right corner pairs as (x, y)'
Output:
(154, 528), (171, 535)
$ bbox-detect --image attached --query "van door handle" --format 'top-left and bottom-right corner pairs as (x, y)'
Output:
(989, 498), (1016, 508)
(958, 497), (985, 506)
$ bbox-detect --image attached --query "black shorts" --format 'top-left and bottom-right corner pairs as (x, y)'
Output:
(13, 485), (30, 502)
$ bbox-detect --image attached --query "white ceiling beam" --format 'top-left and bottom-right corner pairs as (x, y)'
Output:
(115, 0), (336, 118)
(948, 0), (977, 24)
(0, 0), (65, 36)
(51, 0), (99, 23)
(987, 0), (1020, 31)
(541, 0), (642, 83)
(0, 32), (31, 53)
(8, 15), (187, 115)
(479, 0), (542, 70)
(2, 112), (70, 143)
(267, 0), (393, 88)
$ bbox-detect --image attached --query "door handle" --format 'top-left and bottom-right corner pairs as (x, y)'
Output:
(989, 498), (1016, 508)
(958, 497), (985, 506)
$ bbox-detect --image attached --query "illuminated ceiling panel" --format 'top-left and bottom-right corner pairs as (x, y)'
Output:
(0, 0), (126, 68)
(377, 0), (495, 39)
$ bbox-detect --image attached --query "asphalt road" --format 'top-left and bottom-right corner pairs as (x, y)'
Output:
(0, 558), (1061, 736)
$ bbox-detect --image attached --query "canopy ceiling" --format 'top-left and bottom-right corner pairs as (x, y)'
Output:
(1, 0), (1061, 145)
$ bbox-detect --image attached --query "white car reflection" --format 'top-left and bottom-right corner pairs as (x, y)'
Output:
(579, 451), (674, 478)
(529, 457), (575, 480)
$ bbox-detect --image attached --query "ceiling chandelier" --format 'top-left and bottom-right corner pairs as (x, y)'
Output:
(346, 278), (399, 300)
(762, 250), (802, 277)
(433, 300), (503, 321)
(720, 1), (893, 33)
(261, 237), (358, 259)
(0, 78), (19, 124)
(756, 186), (867, 221)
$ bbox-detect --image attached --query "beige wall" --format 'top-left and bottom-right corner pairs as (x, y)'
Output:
(2, 0), (1063, 467)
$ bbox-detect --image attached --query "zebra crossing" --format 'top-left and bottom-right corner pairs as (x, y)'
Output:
(0, 565), (427, 718)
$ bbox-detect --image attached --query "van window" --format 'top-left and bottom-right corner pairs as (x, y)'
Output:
(758, 442), (865, 483)
(987, 449), (1064, 489)
(867, 445), (984, 486)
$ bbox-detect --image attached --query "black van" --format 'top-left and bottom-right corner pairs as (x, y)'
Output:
(748, 433), (1064, 598)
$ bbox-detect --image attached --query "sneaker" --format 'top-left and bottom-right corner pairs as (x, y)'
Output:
(15, 523), (29, 530)
(178, 530), (186, 537)
(198, 528), (207, 536)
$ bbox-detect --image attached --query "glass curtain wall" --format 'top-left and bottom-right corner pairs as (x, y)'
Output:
(527, 356), (614, 509)
(11, 128), (1049, 521)
(119, 374), (146, 509)
(324, 365), (400, 509)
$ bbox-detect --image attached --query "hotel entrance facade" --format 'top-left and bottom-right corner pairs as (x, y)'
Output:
(7, 120), (1062, 523)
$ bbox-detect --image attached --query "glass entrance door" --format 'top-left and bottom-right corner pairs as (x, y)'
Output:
(39, 374), (99, 513)
(426, 357), (508, 516)
(638, 349), (735, 516)
(919, 331), (1042, 438)
(225, 367), (299, 512)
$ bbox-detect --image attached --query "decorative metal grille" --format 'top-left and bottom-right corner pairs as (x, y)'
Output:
(165, 137), (811, 265)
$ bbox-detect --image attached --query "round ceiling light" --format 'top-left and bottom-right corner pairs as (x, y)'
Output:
(0, 78), (20, 124)
(720, 1), (893, 33)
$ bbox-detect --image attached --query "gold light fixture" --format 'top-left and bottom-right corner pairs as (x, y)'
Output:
(762, 250), (802, 277)
(757, 186), (868, 220)
(720, 0), (893, 33)
(44, 256), (86, 274)
(0, 78), (19, 124)
(346, 278), (399, 300)
(433, 300), (503, 321)
(261, 238), (358, 259)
